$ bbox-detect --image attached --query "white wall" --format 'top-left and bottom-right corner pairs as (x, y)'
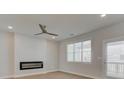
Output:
(14, 33), (59, 76)
(46, 40), (59, 71)
(59, 22), (124, 78)
(0, 32), (14, 78)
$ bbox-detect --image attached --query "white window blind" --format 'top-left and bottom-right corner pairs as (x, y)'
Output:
(82, 40), (91, 62)
(74, 42), (82, 62)
(67, 40), (91, 62)
(67, 44), (74, 62)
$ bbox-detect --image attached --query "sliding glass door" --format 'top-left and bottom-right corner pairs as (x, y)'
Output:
(105, 40), (124, 78)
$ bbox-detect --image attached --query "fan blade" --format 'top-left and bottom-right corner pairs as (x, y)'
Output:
(34, 33), (43, 35)
(46, 32), (58, 36)
(39, 24), (47, 33)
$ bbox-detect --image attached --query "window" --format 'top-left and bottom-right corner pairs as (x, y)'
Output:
(82, 40), (91, 62)
(106, 40), (124, 78)
(67, 44), (74, 61)
(107, 41), (124, 63)
(74, 42), (82, 62)
(67, 40), (91, 62)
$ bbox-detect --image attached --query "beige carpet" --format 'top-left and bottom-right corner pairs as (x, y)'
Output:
(15, 71), (92, 79)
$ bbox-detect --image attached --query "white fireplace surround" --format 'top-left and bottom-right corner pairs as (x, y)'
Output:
(0, 32), (59, 78)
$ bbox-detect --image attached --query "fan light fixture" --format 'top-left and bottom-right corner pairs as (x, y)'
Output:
(34, 24), (58, 36)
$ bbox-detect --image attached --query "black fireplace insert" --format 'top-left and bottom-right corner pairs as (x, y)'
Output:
(20, 61), (43, 70)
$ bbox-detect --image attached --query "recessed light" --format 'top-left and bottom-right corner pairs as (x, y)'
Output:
(100, 14), (107, 18)
(8, 26), (13, 29)
(52, 36), (56, 39)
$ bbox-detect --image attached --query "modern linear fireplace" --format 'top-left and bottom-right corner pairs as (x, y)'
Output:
(20, 61), (43, 70)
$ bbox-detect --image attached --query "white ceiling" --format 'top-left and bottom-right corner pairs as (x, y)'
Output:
(0, 14), (124, 41)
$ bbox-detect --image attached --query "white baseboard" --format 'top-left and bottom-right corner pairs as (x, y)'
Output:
(0, 70), (102, 79)
(0, 75), (14, 79)
(0, 70), (58, 79)
(44, 69), (58, 74)
(59, 70), (102, 79)
(14, 70), (58, 78)
(14, 72), (45, 78)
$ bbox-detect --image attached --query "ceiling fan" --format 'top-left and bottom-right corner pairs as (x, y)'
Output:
(34, 24), (58, 36)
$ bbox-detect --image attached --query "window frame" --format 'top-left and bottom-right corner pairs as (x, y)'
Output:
(66, 39), (92, 63)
